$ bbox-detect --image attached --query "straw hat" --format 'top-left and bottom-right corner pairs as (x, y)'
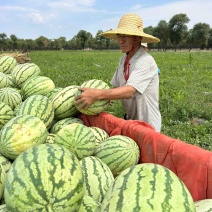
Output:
(100, 13), (160, 43)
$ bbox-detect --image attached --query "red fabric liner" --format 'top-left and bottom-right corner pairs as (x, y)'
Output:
(77, 112), (212, 202)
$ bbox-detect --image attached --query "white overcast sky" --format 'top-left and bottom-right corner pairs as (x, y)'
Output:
(0, 0), (211, 40)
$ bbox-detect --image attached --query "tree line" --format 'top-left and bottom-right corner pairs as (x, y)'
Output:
(0, 13), (212, 52)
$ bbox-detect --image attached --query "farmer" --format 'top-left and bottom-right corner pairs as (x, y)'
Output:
(75, 13), (161, 132)
(141, 43), (161, 76)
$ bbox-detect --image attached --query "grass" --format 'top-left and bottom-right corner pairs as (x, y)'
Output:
(29, 50), (212, 151)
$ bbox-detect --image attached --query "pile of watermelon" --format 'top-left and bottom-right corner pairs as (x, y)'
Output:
(0, 55), (206, 211)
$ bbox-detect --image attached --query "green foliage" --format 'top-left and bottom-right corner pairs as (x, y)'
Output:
(29, 50), (212, 151)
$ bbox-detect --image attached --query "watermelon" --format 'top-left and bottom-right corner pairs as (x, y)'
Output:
(0, 155), (12, 200)
(6, 74), (16, 88)
(195, 199), (212, 212)
(0, 204), (7, 211)
(0, 73), (8, 88)
(0, 114), (48, 160)
(100, 163), (196, 212)
(78, 196), (100, 212)
(89, 127), (109, 150)
(0, 102), (15, 130)
(0, 87), (22, 110)
(21, 76), (55, 100)
(94, 135), (140, 176)
(50, 117), (84, 134)
(45, 87), (63, 100)
(80, 156), (114, 203)
(4, 143), (84, 211)
(75, 79), (110, 115)
(52, 85), (79, 119)
(54, 123), (95, 160)
(12, 63), (41, 88)
(16, 94), (54, 129)
(0, 56), (17, 74)
(46, 133), (56, 144)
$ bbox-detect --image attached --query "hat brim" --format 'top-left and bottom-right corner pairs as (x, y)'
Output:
(100, 29), (160, 43)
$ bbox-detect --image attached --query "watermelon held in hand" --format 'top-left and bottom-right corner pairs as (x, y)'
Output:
(75, 79), (110, 115)
(4, 143), (84, 212)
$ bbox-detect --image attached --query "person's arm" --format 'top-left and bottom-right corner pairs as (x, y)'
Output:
(75, 85), (136, 109)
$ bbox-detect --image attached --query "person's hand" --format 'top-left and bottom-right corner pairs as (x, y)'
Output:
(74, 87), (98, 110)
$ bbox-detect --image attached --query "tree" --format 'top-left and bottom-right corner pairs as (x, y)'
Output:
(208, 29), (212, 49)
(76, 30), (92, 50)
(0, 33), (7, 50)
(154, 20), (170, 51)
(168, 14), (190, 50)
(10, 34), (18, 50)
(191, 23), (210, 49)
(35, 36), (50, 50)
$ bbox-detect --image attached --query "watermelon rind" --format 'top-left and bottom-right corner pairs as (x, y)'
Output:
(4, 143), (84, 212)
(100, 163), (196, 212)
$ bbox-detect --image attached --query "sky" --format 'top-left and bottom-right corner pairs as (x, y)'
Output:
(0, 0), (211, 40)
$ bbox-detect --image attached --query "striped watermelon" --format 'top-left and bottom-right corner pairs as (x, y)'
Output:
(79, 196), (100, 212)
(12, 63), (41, 88)
(100, 163), (196, 212)
(45, 133), (56, 144)
(0, 114), (48, 160)
(50, 117), (84, 134)
(16, 95), (54, 129)
(0, 72), (8, 88)
(80, 156), (114, 203)
(54, 123), (95, 160)
(89, 127), (109, 150)
(75, 79), (110, 115)
(6, 74), (16, 88)
(0, 102), (14, 130)
(0, 155), (12, 200)
(52, 85), (79, 119)
(4, 143), (84, 211)
(21, 76), (55, 100)
(0, 87), (22, 110)
(94, 135), (140, 176)
(0, 204), (7, 211)
(195, 199), (212, 212)
(0, 56), (17, 74)
(45, 87), (63, 100)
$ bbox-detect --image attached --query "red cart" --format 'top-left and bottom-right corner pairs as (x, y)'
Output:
(78, 112), (212, 202)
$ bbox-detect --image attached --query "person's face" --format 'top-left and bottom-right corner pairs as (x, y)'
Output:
(116, 35), (135, 53)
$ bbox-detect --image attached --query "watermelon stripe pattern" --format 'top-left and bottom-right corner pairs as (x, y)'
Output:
(4, 144), (84, 211)
(54, 123), (95, 160)
(0, 102), (14, 130)
(52, 86), (79, 119)
(0, 72), (8, 88)
(80, 156), (114, 203)
(0, 56), (17, 74)
(100, 163), (196, 212)
(0, 115), (48, 160)
(75, 79), (110, 115)
(0, 155), (12, 200)
(17, 95), (54, 129)
(50, 117), (84, 134)
(0, 88), (22, 110)
(12, 63), (41, 88)
(21, 76), (55, 100)
(94, 135), (140, 176)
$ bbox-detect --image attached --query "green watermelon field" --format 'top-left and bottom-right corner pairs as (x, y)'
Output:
(29, 50), (212, 151)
